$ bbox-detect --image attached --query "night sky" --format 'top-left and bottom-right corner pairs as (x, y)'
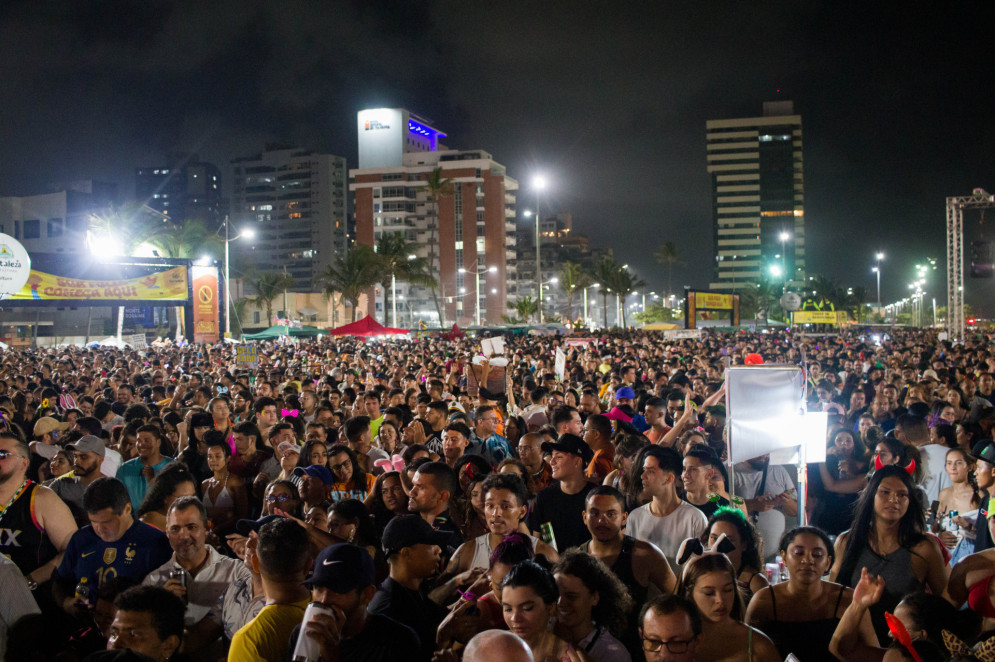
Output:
(2, 2), (994, 312)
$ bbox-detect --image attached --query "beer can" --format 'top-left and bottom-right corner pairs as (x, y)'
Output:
(75, 581), (91, 607)
(291, 602), (337, 662)
(540, 522), (558, 550)
(169, 568), (188, 604)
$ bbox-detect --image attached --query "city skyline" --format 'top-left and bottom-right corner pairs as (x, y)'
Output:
(1, 3), (994, 311)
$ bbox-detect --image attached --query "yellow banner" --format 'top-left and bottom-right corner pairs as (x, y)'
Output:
(694, 292), (734, 310)
(11, 266), (189, 302)
(792, 310), (847, 324)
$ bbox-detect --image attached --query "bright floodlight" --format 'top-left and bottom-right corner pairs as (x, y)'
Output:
(458, 267), (467, 274)
(871, 266), (879, 273)
(522, 210), (533, 217)
(488, 266), (498, 273)
(876, 252), (885, 260)
(198, 255), (212, 265)
(241, 228), (256, 240)
(770, 264), (783, 277)
(533, 175), (547, 190)
(96, 236), (123, 257)
(779, 232), (791, 241)
(550, 277), (559, 284)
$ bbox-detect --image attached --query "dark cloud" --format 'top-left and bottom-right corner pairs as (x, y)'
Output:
(1, 2), (993, 311)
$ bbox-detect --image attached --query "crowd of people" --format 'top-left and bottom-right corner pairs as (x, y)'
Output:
(0, 327), (992, 661)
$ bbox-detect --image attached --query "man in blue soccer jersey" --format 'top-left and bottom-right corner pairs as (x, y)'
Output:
(52, 477), (171, 615)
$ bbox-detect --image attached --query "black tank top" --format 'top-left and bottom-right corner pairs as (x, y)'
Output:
(760, 584), (846, 662)
(0, 482), (58, 574)
(583, 535), (648, 608)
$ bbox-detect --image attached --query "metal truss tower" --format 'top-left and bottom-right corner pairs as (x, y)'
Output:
(947, 188), (995, 339)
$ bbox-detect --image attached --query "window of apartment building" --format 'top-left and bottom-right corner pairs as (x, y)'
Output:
(23, 219), (40, 239)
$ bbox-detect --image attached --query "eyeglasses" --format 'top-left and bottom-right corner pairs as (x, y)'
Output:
(642, 637), (692, 653)
(0, 450), (22, 460)
(264, 494), (295, 503)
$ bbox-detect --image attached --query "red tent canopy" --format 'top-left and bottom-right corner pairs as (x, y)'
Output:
(326, 316), (409, 337)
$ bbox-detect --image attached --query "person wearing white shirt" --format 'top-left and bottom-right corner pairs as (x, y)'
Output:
(625, 446), (707, 568)
(733, 455), (798, 562)
(143, 496), (251, 658)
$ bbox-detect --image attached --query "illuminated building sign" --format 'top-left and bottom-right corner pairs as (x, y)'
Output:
(365, 119), (391, 131)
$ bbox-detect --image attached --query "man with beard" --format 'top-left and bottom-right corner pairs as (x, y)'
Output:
(143, 496), (251, 657)
(733, 453), (797, 562)
(115, 425), (173, 510)
(0, 431), (77, 590)
(407, 462), (463, 559)
(48, 435), (109, 519)
(578, 486), (676, 612)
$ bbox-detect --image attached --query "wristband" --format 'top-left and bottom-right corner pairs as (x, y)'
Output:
(457, 589), (478, 602)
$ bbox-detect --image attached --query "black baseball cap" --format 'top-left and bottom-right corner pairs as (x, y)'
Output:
(541, 433), (594, 464)
(381, 515), (451, 556)
(971, 440), (995, 464)
(235, 514), (282, 536)
(305, 543), (375, 592)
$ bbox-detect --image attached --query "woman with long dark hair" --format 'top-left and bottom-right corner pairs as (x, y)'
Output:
(702, 507), (768, 603)
(137, 463), (198, 530)
(680, 553), (779, 662)
(365, 470), (407, 536)
(829, 465), (948, 643)
(747, 526), (877, 662)
(815, 429), (871, 535)
(937, 446), (981, 563)
(552, 550), (633, 662)
(501, 560), (570, 661)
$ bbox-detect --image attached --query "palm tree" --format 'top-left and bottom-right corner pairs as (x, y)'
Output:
(245, 272), (295, 327)
(375, 232), (436, 326)
(513, 296), (540, 323)
(558, 262), (590, 325)
(424, 167), (453, 325)
(593, 256), (620, 328)
(849, 286), (868, 323)
(320, 245), (381, 323)
(608, 264), (646, 329)
(143, 218), (224, 262)
(654, 241), (683, 300)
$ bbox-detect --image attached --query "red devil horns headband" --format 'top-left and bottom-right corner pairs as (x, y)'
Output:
(874, 455), (916, 475)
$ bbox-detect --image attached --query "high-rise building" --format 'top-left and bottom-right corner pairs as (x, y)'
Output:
(135, 155), (222, 228)
(229, 147), (348, 292)
(0, 181), (117, 253)
(350, 109), (518, 327)
(706, 100), (805, 290)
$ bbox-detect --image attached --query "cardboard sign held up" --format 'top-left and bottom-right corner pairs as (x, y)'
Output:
(466, 358), (508, 397)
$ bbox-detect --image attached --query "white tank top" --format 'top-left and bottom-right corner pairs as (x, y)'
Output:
(469, 532), (541, 569)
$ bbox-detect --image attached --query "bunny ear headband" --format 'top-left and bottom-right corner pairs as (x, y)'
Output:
(943, 629), (995, 662)
(374, 454), (406, 473)
(676, 532), (736, 575)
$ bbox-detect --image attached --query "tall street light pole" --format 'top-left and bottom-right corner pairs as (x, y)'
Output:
(459, 264), (497, 326)
(584, 282), (598, 328)
(533, 176), (546, 323)
(224, 219), (255, 338)
(779, 230), (790, 282)
(875, 252), (884, 309)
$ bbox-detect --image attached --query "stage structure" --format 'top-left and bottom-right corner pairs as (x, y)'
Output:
(683, 290), (740, 329)
(947, 188), (995, 339)
(0, 253), (221, 344)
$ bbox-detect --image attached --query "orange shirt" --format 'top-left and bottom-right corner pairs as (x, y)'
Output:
(586, 446), (615, 482)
